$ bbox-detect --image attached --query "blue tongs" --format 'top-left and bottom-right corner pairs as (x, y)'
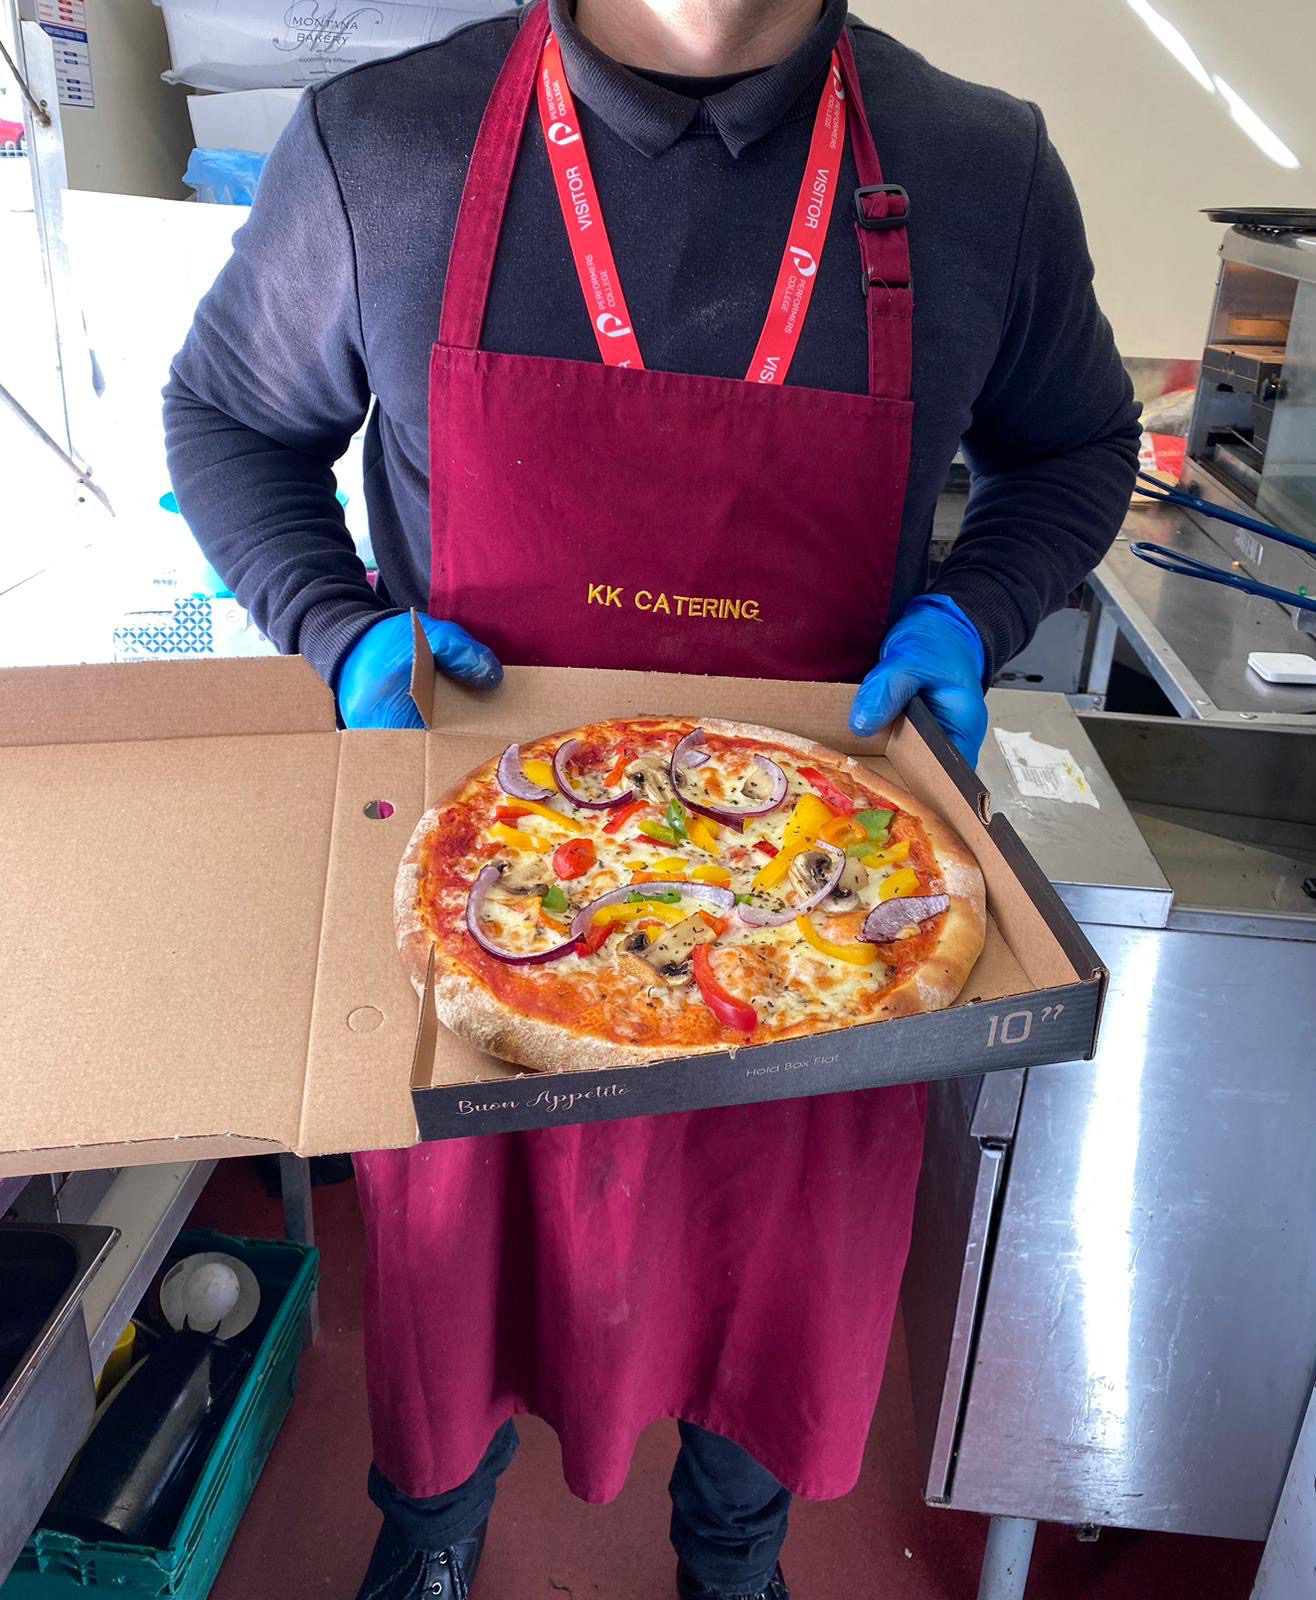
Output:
(1130, 472), (1316, 615)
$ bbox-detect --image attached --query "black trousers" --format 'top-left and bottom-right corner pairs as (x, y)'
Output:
(369, 1420), (791, 1592)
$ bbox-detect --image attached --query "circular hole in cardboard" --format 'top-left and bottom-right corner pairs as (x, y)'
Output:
(347, 1006), (384, 1034)
(363, 800), (395, 821)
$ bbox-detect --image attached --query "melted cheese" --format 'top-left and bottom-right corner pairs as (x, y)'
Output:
(445, 728), (946, 1034)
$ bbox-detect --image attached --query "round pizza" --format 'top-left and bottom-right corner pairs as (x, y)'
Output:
(395, 717), (987, 1072)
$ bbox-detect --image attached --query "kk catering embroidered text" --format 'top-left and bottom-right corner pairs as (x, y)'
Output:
(586, 584), (762, 621)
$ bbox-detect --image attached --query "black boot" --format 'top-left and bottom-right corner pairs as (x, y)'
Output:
(355, 1517), (488, 1599)
(676, 1561), (790, 1600)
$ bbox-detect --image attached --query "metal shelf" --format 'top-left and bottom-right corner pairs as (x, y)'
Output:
(79, 1162), (216, 1376)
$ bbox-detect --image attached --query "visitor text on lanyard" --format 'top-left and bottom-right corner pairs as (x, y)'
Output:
(536, 33), (848, 383)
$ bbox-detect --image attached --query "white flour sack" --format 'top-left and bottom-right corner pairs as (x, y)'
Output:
(156, 0), (517, 91)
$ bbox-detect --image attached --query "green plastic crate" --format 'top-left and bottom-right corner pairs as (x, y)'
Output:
(4, 1230), (319, 1599)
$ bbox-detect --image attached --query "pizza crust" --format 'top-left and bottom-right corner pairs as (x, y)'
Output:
(396, 717), (988, 1072)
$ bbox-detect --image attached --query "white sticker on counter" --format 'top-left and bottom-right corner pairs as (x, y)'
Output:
(994, 729), (1100, 808)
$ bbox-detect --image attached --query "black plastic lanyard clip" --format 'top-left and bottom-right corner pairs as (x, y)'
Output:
(854, 184), (910, 230)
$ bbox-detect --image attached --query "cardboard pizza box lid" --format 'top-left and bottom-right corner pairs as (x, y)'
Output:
(0, 634), (1104, 1177)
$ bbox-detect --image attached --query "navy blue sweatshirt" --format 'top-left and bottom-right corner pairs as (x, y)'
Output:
(164, 0), (1140, 684)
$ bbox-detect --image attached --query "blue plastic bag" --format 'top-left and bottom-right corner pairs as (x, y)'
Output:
(183, 147), (268, 205)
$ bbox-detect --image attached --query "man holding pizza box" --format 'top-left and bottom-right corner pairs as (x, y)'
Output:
(165, 0), (1138, 1592)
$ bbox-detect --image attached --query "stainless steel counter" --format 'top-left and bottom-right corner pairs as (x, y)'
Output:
(978, 693), (1171, 929)
(1086, 504), (1316, 721)
(905, 692), (1316, 1599)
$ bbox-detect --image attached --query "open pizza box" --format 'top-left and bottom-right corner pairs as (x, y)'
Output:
(0, 623), (1106, 1177)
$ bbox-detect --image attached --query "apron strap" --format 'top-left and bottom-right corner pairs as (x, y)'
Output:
(440, 5), (914, 407)
(835, 28), (913, 404)
(438, 0), (551, 351)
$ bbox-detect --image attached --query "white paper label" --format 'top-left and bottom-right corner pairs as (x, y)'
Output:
(994, 729), (1099, 808)
(40, 23), (94, 108)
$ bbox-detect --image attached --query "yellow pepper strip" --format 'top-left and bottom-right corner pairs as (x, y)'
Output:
(489, 822), (540, 851)
(862, 839), (911, 870)
(511, 799), (587, 834)
(781, 792), (834, 851)
(752, 851), (793, 893)
(593, 901), (688, 928)
(691, 863), (733, 885)
(651, 856), (690, 873)
(522, 758), (555, 789)
(795, 915), (879, 966)
(818, 815), (867, 847)
(878, 866), (920, 902)
(624, 859), (650, 870)
(752, 794), (841, 892)
(687, 815), (720, 854)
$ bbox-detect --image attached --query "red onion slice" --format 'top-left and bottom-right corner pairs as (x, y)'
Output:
(569, 881), (736, 942)
(738, 841), (845, 928)
(669, 733), (789, 833)
(465, 865), (577, 965)
(672, 728), (711, 770)
(497, 744), (555, 803)
(744, 755), (789, 811)
(860, 895), (950, 944)
(552, 738), (635, 811)
(674, 790), (746, 833)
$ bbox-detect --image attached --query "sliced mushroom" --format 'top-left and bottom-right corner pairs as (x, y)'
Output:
(788, 848), (838, 900)
(825, 858), (869, 910)
(739, 763), (776, 803)
(642, 914), (717, 986)
(626, 755), (674, 808)
(620, 928), (654, 956)
(490, 857), (551, 898)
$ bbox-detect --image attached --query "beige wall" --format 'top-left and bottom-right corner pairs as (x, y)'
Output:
(58, 0), (193, 198)
(855, 0), (1316, 358)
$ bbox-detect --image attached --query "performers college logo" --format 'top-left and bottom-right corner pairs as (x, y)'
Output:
(788, 246), (817, 279)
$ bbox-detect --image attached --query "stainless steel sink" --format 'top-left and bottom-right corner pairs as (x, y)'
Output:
(0, 1223), (118, 1581)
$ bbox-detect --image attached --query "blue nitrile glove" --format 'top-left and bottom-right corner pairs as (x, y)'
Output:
(849, 594), (989, 767)
(337, 613), (503, 728)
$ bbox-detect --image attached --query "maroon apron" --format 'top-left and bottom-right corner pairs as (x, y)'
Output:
(355, 3), (927, 1502)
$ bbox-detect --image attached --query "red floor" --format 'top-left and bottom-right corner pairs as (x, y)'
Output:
(190, 1162), (1263, 1600)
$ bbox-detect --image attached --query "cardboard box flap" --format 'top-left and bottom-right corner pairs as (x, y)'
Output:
(297, 730), (427, 1154)
(897, 699), (992, 824)
(0, 730), (338, 1165)
(419, 659), (891, 754)
(0, 656), (335, 748)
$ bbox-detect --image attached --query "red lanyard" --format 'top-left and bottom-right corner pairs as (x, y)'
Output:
(536, 33), (847, 383)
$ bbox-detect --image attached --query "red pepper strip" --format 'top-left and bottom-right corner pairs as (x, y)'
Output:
(603, 799), (649, 835)
(605, 743), (634, 787)
(698, 911), (729, 936)
(692, 944), (757, 1033)
(494, 805), (530, 823)
(753, 840), (779, 859)
(575, 922), (615, 958)
(797, 766), (857, 815)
